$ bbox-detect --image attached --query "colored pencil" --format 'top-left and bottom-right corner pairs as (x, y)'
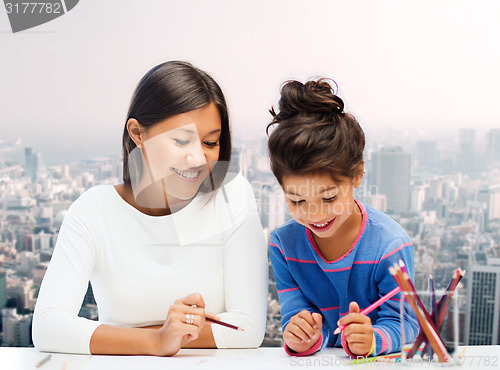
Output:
(36, 354), (52, 368)
(333, 286), (401, 335)
(397, 261), (443, 336)
(426, 274), (437, 358)
(437, 269), (464, 325)
(407, 268), (464, 359)
(206, 317), (244, 331)
(390, 264), (450, 362)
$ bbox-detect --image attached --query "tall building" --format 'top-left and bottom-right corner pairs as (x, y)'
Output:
(464, 263), (500, 345)
(487, 129), (500, 167)
(24, 147), (39, 182)
(477, 185), (500, 225)
(0, 269), (7, 310)
(1, 308), (32, 346)
(229, 147), (241, 174)
(416, 141), (437, 171)
(410, 185), (426, 213)
(370, 147), (411, 214)
(458, 129), (476, 174)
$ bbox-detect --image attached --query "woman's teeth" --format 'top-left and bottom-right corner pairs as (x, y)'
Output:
(173, 168), (199, 179)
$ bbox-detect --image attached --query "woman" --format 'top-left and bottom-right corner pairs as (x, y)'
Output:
(32, 61), (268, 356)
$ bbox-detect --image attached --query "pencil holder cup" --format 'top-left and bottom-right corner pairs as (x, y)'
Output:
(399, 289), (464, 366)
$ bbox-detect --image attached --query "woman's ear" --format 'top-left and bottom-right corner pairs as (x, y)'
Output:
(353, 161), (365, 188)
(127, 118), (146, 148)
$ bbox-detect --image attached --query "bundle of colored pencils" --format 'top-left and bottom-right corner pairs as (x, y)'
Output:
(406, 267), (465, 360)
(389, 260), (453, 363)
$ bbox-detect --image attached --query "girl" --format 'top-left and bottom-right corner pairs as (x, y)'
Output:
(32, 61), (268, 356)
(267, 79), (418, 357)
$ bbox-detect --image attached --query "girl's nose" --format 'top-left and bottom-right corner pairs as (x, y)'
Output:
(304, 203), (331, 220)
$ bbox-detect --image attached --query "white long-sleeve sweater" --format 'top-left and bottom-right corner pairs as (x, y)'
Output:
(32, 174), (268, 354)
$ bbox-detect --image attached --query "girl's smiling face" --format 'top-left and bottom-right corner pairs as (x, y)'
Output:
(282, 171), (363, 240)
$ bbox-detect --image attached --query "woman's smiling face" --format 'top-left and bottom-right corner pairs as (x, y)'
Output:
(282, 172), (362, 240)
(135, 102), (221, 204)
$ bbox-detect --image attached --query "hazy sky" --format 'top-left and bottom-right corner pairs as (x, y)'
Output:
(1, 0), (500, 164)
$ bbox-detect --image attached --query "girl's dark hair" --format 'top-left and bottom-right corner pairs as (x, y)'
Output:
(122, 61), (231, 192)
(266, 78), (364, 184)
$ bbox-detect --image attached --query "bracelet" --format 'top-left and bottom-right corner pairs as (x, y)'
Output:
(368, 333), (376, 356)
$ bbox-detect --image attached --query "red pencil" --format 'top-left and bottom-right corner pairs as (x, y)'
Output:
(206, 317), (244, 331)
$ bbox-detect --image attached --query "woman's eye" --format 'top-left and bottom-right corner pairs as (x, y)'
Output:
(323, 196), (338, 203)
(289, 200), (304, 206)
(204, 141), (219, 148)
(174, 139), (190, 146)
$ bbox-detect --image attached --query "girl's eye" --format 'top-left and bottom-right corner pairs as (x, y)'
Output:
(323, 195), (338, 203)
(204, 141), (219, 148)
(174, 139), (190, 146)
(289, 200), (304, 206)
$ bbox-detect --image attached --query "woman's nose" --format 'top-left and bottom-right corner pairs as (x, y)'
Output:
(186, 142), (207, 167)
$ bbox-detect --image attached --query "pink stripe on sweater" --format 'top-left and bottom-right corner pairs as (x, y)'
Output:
(269, 242), (285, 255)
(323, 266), (352, 273)
(374, 328), (388, 353)
(286, 257), (317, 264)
(278, 287), (299, 293)
(380, 242), (412, 261)
(319, 306), (340, 311)
(381, 327), (392, 352)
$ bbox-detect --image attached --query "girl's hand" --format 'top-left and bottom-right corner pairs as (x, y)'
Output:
(154, 293), (218, 356)
(283, 310), (323, 353)
(337, 301), (374, 356)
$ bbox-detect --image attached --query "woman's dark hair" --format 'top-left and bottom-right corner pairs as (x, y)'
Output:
(266, 78), (364, 184)
(122, 61), (231, 193)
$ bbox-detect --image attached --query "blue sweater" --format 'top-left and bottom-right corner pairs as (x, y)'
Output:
(269, 201), (419, 356)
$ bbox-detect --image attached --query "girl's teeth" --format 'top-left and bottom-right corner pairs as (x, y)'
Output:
(314, 222), (329, 228)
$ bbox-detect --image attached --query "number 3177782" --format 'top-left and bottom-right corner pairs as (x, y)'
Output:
(5, 2), (62, 14)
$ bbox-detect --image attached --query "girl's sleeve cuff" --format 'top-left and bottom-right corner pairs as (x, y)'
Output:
(285, 334), (323, 357)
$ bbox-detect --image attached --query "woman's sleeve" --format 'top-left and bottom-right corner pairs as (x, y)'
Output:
(32, 201), (101, 354)
(211, 177), (268, 348)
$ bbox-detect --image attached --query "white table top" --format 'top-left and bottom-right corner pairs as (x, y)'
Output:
(1, 346), (499, 369)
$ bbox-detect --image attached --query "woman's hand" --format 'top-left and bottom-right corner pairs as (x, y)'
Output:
(337, 301), (374, 356)
(154, 293), (218, 356)
(283, 310), (323, 353)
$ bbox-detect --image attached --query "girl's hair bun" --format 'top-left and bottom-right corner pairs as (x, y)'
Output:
(266, 77), (365, 183)
(275, 78), (344, 119)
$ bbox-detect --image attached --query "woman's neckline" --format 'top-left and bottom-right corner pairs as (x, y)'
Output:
(110, 183), (191, 218)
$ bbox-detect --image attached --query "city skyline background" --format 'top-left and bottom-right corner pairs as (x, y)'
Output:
(1, 1), (500, 165)
(2, 0), (500, 350)
(3, 129), (500, 347)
